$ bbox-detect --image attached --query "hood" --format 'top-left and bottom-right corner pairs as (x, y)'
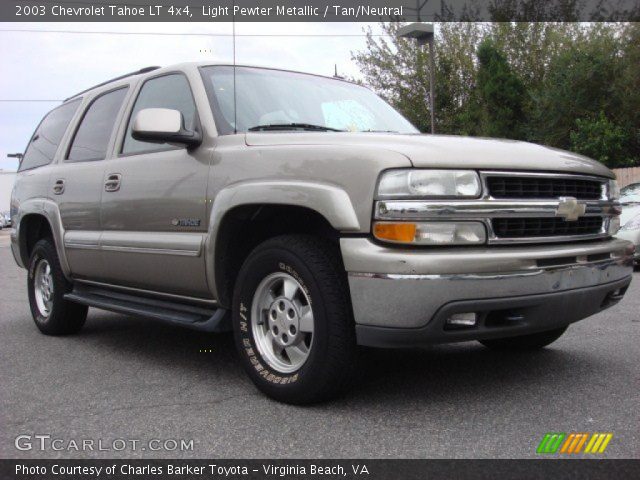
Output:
(245, 132), (614, 179)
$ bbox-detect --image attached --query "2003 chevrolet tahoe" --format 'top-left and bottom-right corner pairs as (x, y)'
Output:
(10, 63), (634, 403)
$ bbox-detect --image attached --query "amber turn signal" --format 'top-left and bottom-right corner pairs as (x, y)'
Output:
(373, 222), (417, 243)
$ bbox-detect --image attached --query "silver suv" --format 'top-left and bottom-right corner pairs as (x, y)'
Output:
(10, 63), (634, 403)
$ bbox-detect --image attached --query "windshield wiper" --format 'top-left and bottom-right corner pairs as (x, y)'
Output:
(247, 123), (345, 132)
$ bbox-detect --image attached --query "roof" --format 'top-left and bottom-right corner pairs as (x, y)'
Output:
(63, 61), (358, 102)
(64, 65), (161, 101)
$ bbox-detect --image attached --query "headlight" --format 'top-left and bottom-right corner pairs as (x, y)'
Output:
(620, 214), (640, 231)
(608, 179), (620, 200)
(373, 221), (487, 245)
(377, 169), (481, 198)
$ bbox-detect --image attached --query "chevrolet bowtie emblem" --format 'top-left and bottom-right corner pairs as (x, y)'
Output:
(555, 197), (586, 221)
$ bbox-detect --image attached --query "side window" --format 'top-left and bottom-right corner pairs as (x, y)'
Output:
(19, 100), (81, 172)
(122, 74), (197, 155)
(67, 87), (128, 162)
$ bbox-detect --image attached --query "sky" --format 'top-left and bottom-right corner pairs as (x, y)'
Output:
(0, 21), (386, 171)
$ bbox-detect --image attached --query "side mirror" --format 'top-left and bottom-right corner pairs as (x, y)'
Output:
(131, 108), (201, 148)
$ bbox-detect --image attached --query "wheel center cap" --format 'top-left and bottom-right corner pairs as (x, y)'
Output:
(268, 297), (299, 347)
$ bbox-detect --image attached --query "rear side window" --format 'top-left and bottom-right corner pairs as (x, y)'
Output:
(67, 87), (128, 162)
(122, 74), (197, 155)
(19, 100), (81, 172)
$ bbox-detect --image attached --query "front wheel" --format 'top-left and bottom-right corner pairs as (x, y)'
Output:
(479, 326), (568, 350)
(232, 235), (356, 404)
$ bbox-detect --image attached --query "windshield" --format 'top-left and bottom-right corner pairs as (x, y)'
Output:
(200, 66), (418, 135)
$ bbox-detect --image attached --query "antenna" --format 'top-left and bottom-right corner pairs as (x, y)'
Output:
(232, 2), (237, 134)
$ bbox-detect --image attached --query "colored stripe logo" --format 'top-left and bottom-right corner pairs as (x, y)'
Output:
(537, 433), (613, 454)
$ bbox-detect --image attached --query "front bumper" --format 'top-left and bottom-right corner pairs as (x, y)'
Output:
(341, 238), (634, 347)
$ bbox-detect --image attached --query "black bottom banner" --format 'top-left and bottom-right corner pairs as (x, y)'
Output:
(2, 459), (639, 480)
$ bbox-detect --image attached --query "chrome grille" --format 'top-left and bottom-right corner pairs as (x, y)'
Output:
(492, 217), (604, 239)
(375, 171), (617, 245)
(487, 176), (602, 200)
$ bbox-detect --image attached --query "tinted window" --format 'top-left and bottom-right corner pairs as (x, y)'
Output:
(67, 87), (128, 162)
(122, 74), (197, 154)
(19, 100), (81, 172)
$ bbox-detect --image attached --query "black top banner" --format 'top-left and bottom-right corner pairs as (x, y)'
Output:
(3, 0), (640, 22)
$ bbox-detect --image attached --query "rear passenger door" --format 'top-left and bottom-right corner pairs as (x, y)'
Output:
(16, 99), (81, 218)
(56, 87), (129, 281)
(99, 73), (211, 298)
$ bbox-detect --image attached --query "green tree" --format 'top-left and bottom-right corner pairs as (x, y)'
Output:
(487, 22), (581, 91)
(615, 23), (640, 160)
(351, 22), (484, 133)
(530, 24), (624, 149)
(352, 22), (639, 166)
(570, 112), (633, 168)
(475, 39), (526, 138)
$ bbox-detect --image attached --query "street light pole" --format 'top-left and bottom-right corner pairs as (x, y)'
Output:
(398, 22), (436, 134)
(427, 37), (435, 134)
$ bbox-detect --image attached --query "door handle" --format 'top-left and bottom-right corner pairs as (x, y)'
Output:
(104, 173), (122, 192)
(53, 179), (65, 195)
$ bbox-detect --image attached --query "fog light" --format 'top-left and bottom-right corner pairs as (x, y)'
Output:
(446, 312), (478, 327)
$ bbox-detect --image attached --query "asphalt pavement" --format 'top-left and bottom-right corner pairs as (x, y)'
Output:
(1, 228), (638, 459)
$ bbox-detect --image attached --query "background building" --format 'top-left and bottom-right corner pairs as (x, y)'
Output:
(0, 170), (16, 213)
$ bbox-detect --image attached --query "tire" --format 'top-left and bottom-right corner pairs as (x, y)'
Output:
(27, 238), (87, 335)
(232, 234), (357, 404)
(479, 326), (568, 351)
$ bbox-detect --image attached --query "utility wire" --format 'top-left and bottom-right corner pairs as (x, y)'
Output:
(0, 29), (391, 37)
(0, 27), (386, 103)
(0, 99), (62, 102)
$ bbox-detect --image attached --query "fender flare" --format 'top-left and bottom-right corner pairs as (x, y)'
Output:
(15, 199), (72, 279)
(204, 180), (361, 300)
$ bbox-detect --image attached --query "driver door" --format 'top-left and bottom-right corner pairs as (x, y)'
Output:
(99, 72), (211, 298)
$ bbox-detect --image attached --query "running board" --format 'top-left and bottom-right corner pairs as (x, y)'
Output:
(64, 285), (230, 333)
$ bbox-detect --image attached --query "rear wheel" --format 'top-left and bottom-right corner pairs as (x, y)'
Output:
(27, 238), (87, 335)
(479, 326), (568, 350)
(233, 234), (356, 404)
